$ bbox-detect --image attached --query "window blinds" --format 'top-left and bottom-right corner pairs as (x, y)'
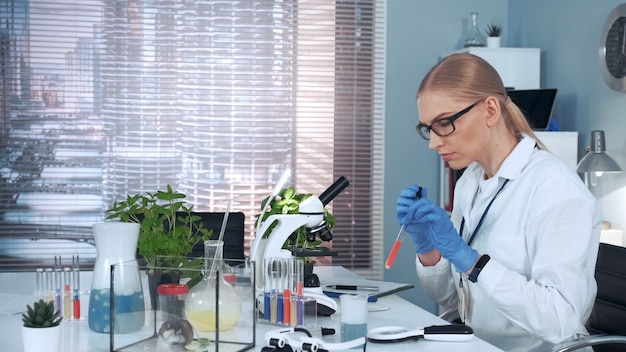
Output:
(0, 0), (386, 279)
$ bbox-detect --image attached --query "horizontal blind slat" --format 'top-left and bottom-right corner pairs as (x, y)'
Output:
(0, 0), (385, 278)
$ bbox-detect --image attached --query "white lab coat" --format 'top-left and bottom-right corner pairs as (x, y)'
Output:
(415, 136), (601, 352)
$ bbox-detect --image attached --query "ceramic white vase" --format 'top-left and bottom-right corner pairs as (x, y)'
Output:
(487, 36), (501, 48)
(22, 325), (61, 352)
(88, 222), (145, 334)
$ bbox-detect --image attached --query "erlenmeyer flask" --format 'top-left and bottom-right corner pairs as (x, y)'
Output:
(464, 12), (486, 48)
(185, 240), (241, 332)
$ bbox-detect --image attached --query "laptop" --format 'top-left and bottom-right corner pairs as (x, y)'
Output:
(506, 88), (558, 130)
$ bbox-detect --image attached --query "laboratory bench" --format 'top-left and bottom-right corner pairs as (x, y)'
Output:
(0, 266), (504, 352)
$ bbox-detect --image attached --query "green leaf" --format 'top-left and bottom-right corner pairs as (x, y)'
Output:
(104, 185), (213, 265)
(283, 187), (295, 200)
(255, 186), (335, 250)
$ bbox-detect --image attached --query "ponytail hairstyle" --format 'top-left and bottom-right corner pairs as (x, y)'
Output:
(417, 53), (545, 150)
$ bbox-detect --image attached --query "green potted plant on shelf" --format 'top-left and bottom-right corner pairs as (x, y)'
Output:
(255, 186), (336, 260)
(21, 299), (63, 352)
(106, 185), (213, 300)
(485, 23), (503, 48)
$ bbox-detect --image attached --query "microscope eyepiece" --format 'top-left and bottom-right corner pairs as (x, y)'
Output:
(318, 176), (349, 206)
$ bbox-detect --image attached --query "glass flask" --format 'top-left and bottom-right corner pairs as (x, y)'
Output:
(185, 240), (241, 332)
(88, 222), (145, 334)
(464, 12), (486, 48)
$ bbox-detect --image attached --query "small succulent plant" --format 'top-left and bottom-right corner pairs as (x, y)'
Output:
(22, 299), (63, 328)
(485, 23), (503, 37)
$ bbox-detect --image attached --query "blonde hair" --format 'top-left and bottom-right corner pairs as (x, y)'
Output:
(417, 53), (545, 149)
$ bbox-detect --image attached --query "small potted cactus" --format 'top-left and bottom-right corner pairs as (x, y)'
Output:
(485, 23), (503, 48)
(21, 299), (63, 352)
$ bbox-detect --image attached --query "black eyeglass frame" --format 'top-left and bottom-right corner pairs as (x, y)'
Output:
(415, 98), (485, 140)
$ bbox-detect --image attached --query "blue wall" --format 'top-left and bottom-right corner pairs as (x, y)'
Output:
(384, 0), (626, 313)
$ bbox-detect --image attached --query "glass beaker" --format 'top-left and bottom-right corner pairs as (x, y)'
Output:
(88, 222), (145, 334)
(185, 240), (242, 332)
(464, 12), (486, 48)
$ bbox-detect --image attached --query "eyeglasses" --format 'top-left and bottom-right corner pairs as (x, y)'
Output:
(415, 99), (484, 140)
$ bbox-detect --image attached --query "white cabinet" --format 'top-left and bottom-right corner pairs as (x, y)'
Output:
(447, 47), (541, 90)
(534, 131), (578, 170)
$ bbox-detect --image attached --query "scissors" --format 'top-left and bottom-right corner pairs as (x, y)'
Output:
(367, 324), (474, 343)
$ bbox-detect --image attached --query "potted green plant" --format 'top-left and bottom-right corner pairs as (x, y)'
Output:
(21, 299), (63, 352)
(106, 185), (213, 269)
(255, 186), (336, 261)
(106, 185), (213, 302)
(485, 23), (503, 48)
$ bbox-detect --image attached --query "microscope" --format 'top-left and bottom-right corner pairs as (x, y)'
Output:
(250, 176), (350, 316)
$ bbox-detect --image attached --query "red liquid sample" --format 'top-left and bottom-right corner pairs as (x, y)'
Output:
(385, 240), (403, 269)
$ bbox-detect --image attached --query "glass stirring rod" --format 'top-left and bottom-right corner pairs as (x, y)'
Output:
(385, 186), (423, 269)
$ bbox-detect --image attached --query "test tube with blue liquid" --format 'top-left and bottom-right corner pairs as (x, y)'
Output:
(263, 257), (273, 322)
(262, 257), (309, 327)
(270, 258), (279, 323)
(276, 258), (285, 324)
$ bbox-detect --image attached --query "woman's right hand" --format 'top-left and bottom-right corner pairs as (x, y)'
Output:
(396, 185), (436, 254)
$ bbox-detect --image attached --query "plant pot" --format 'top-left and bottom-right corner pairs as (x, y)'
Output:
(22, 325), (61, 352)
(487, 36), (501, 48)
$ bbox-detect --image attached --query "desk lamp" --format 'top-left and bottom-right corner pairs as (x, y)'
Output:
(576, 130), (622, 187)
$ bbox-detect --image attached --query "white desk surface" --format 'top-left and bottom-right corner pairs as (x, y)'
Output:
(0, 266), (503, 352)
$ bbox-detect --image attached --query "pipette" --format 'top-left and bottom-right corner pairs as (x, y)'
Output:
(385, 187), (422, 269)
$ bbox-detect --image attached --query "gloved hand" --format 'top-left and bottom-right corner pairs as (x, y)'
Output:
(396, 185), (435, 254)
(411, 198), (478, 273)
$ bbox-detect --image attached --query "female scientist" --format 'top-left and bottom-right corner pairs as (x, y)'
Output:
(397, 53), (601, 351)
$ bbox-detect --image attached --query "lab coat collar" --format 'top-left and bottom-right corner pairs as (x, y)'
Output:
(492, 135), (535, 182)
(455, 135), (535, 217)
(455, 135), (536, 220)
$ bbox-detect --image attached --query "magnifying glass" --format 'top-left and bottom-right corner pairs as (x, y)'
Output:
(367, 324), (474, 343)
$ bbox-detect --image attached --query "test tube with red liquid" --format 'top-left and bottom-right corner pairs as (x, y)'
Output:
(385, 186), (422, 269)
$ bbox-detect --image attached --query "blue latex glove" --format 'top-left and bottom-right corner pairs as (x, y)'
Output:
(412, 198), (478, 273)
(396, 185), (436, 254)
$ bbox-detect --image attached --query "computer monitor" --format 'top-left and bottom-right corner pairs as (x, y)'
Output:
(506, 88), (558, 130)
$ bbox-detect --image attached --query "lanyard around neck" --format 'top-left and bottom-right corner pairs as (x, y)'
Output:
(459, 178), (510, 247)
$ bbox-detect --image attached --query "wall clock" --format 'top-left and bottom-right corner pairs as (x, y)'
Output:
(600, 3), (626, 92)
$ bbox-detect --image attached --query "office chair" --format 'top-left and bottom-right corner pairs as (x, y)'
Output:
(136, 211), (246, 266)
(547, 242), (626, 352)
(187, 211), (246, 266)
